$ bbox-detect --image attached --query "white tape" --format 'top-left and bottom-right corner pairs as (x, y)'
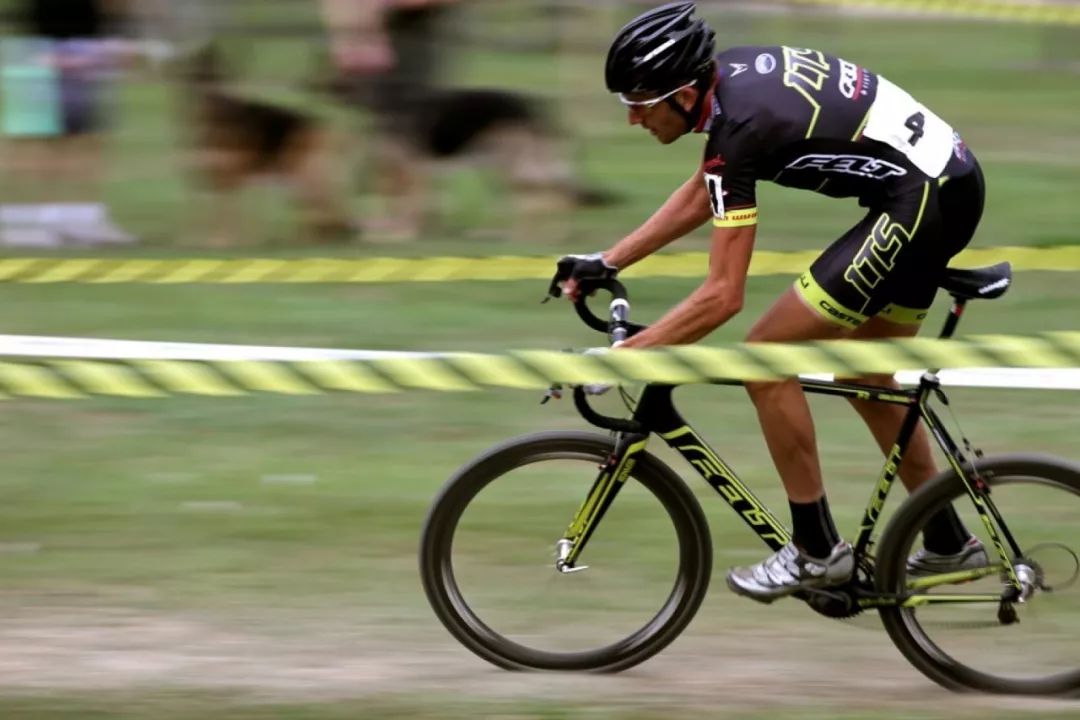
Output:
(803, 368), (1080, 390)
(0, 335), (429, 361)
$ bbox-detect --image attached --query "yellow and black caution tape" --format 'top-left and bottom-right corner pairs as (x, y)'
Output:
(790, 0), (1080, 26)
(0, 246), (1077, 284)
(1, 332), (1078, 399)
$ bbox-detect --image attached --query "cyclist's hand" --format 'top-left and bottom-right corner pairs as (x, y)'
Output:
(548, 253), (618, 302)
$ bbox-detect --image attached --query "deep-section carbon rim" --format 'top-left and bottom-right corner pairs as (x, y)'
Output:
(877, 454), (1080, 695)
(419, 431), (712, 672)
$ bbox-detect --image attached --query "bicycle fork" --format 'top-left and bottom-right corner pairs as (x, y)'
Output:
(554, 432), (650, 573)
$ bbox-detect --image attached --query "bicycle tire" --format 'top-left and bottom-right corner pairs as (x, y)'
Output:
(876, 453), (1080, 695)
(419, 431), (712, 672)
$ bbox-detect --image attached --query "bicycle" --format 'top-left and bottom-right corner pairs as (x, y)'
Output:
(419, 262), (1080, 695)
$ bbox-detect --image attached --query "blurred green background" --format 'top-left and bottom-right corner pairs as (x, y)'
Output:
(0, 1), (1079, 718)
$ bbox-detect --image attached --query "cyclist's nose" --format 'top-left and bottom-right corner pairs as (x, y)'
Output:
(628, 107), (645, 126)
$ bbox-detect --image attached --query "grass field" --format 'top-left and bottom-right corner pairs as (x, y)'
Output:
(0, 3), (1079, 718)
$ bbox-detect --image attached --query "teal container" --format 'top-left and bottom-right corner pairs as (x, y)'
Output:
(0, 37), (62, 137)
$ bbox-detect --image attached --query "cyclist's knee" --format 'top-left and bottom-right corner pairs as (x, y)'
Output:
(744, 378), (799, 406)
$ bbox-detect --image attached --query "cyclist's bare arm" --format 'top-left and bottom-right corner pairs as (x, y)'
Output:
(602, 166), (713, 270)
(619, 223), (756, 348)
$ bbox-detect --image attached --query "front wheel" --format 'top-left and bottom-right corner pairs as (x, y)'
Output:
(876, 454), (1080, 695)
(419, 431), (712, 672)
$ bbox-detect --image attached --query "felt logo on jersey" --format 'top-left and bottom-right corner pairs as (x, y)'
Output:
(838, 60), (867, 100)
(729, 63), (748, 78)
(787, 154), (907, 180)
(755, 53), (777, 74)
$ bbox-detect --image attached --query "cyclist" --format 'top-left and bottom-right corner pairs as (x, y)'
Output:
(552, 1), (988, 602)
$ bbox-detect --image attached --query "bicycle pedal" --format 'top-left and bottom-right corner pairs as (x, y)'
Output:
(555, 562), (589, 574)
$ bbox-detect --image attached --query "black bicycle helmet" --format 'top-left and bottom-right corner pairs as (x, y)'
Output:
(605, 2), (716, 95)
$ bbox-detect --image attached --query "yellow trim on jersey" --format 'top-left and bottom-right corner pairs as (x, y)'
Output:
(713, 207), (758, 228)
(851, 107), (872, 141)
(912, 181), (931, 231)
(879, 304), (929, 325)
(795, 272), (867, 329)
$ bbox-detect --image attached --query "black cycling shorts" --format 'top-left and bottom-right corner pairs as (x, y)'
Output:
(795, 157), (985, 329)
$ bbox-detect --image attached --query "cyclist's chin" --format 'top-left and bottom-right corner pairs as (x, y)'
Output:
(645, 125), (685, 145)
(653, 130), (681, 145)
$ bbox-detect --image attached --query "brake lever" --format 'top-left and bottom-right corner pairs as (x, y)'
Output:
(540, 383), (563, 404)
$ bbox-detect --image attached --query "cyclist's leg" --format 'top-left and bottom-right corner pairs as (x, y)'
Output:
(733, 185), (940, 600)
(731, 170), (987, 599)
(838, 314), (937, 494)
(729, 294), (856, 601)
(743, 288), (846, 507)
(851, 163), (985, 557)
(835, 163), (985, 556)
(834, 315), (977, 555)
(741, 194), (910, 558)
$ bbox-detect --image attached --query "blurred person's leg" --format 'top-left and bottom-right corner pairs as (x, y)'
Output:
(485, 123), (576, 243)
(365, 131), (428, 242)
(185, 144), (247, 248)
(47, 38), (136, 246)
(361, 4), (451, 242)
(284, 127), (355, 243)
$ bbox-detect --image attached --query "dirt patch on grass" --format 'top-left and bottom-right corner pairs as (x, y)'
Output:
(0, 605), (1074, 717)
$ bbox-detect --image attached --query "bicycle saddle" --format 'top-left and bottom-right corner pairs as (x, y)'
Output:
(940, 262), (1012, 300)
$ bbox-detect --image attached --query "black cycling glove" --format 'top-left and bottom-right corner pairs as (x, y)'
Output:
(547, 252), (618, 299)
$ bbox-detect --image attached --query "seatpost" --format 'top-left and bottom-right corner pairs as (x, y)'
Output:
(937, 294), (967, 340)
(924, 293), (968, 381)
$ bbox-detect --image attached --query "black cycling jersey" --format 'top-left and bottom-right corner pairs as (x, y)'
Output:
(696, 46), (983, 328)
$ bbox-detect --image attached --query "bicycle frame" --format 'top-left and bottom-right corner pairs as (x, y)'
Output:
(557, 295), (1028, 609)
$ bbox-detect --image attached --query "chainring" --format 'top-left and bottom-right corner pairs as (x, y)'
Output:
(800, 578), (874, 620)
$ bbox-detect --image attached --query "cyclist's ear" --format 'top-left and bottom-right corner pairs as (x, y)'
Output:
(674, 85), (700, 113)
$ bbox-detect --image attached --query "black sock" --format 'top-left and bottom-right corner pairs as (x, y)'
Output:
(790, 496), (841, 559)
(922, 504), (971, 555)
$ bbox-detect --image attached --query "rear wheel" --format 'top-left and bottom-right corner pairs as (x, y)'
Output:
(419, 431), (712, 672)
(876, 454), (1080, 695)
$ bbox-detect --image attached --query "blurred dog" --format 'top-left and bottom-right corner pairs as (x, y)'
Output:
(319, 67), (617, 242)
(176, 44), (353, 246)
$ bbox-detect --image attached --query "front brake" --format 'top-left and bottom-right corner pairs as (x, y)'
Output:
(541, 383), (563, 404)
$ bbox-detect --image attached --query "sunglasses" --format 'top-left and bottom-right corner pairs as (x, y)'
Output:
(617, 81), (697, 108)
